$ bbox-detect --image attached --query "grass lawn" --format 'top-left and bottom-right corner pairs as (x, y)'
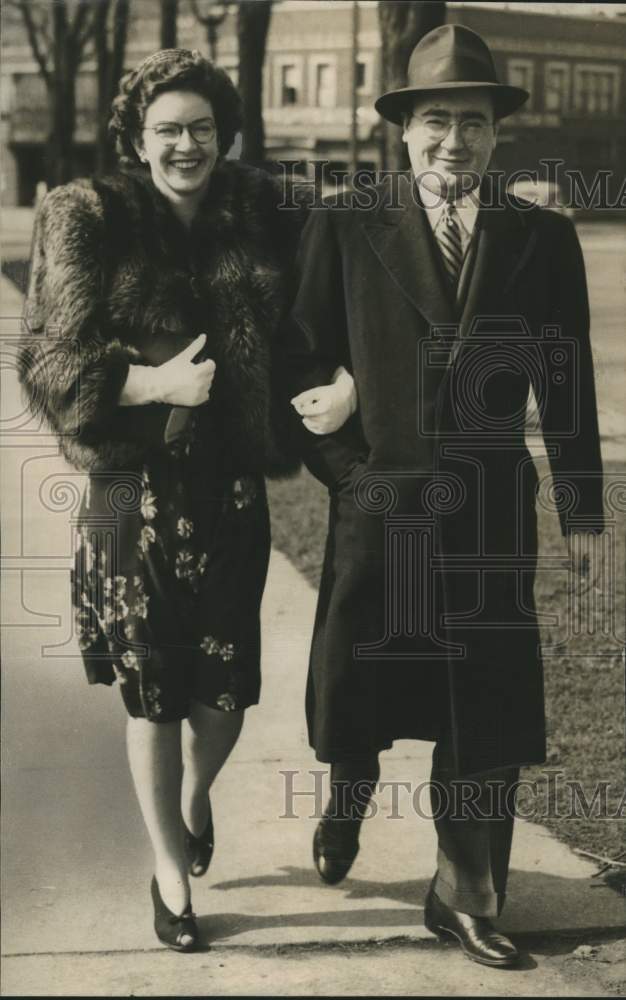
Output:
(268, 461), (625, 867)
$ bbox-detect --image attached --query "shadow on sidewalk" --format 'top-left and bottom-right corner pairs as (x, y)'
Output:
(202, 865), (624, 947)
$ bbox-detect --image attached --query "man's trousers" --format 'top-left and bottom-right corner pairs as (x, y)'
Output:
(430, 735), (519, 917)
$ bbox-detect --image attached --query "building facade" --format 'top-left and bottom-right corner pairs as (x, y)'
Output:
(2, 0), (625, 206)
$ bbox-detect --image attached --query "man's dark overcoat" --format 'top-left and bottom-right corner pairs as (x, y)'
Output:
(287, 174), (604, 776)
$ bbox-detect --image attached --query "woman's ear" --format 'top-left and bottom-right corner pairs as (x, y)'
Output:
(131, 136), (146, 163)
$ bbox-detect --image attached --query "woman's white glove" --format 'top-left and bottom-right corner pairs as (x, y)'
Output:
(119, 334), (216, 407)
(291, 366), (357, 435)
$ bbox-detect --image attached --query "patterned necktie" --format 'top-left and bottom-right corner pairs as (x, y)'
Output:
(437, 203), (464, 286)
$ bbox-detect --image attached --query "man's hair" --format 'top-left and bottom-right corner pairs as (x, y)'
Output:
(401, 90), (500, 131)
(109, 48), (242, 167)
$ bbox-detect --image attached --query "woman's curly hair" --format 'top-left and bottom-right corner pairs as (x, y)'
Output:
(109, 48), (242, 167)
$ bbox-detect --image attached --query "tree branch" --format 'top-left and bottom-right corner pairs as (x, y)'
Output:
(111, 0), (130, 88)
(17, 0), (51, 86)
(73, 0), (99, 51)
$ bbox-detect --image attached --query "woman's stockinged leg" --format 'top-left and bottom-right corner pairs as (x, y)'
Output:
(126, 716), (190, 916)
(181, 702), (244, 837)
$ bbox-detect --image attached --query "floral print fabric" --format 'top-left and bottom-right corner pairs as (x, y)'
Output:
(72, 439), (270, 722)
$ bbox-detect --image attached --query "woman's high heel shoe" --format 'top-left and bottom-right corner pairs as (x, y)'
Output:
(184, 799), (214, 878)
(150, 876), (198, 952)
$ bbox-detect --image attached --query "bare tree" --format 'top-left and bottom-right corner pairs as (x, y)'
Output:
(14, 0), (97, 187)
(237, 0), (272, 164)
(378, 1), (446, 170)
(95, 0), (131, 174)
(159, 0), (178, 49)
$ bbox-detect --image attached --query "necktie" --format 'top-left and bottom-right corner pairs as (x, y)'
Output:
(437, 203), (464, 286)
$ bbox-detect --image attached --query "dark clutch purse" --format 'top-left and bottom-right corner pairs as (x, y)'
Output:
(114, 331), (201, 449)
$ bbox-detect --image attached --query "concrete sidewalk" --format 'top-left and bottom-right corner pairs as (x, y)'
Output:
(1, 269), (624, 995)
(2, 540), (624, 996)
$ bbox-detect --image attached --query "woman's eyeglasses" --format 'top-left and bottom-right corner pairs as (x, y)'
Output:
(143, 121), (217, 146)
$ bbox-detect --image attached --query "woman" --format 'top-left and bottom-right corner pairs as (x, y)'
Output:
(18, 48), (354, 952)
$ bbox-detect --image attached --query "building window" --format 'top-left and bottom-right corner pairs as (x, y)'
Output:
(356, 54), (374, 95)
(507, 59), (534, 110)
(272, 57), (303, 108)
(544, 62), (570, 113)
(307, 55), (337, 109)
(573, 64), (619, 115)
(281, 64), (299, 106)
(314, 62), (336, 107)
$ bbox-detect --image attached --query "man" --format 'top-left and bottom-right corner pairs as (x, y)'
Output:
(288, 24), (604, 967)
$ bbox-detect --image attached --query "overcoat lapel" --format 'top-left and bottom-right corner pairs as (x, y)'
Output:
(459, 198), (538, 342)
(362, 179), (455, 327)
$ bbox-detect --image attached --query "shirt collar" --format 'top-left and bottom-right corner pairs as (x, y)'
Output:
(417, 182), (480, 237)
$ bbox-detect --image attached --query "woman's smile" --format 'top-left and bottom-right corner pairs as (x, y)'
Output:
(169, 158), (204, 171)
(138, 90), (219, 207)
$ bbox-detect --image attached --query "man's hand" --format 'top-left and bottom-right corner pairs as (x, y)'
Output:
(566, 529), (606, 597)
(291, 366), (357, 435)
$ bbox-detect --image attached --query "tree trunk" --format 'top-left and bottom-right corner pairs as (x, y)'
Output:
(46, 90), (76, 187)
(45, 1), (77, 187)
(160, 0), (178, 49)
(237, 0), (272, 165)
(378, 1), (446, 170)
(95, 0), (112, 174)
(95, 0), (130, 174)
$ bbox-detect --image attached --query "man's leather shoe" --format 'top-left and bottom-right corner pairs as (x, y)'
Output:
(424, 887), (519, 968)
(313, 816), (360, 885)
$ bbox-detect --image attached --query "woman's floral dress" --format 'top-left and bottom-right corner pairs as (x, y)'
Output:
(72, 419), (270, 722)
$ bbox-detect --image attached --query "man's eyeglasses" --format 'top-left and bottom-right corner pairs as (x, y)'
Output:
(143, 121), (217, 146)
(413, 117), (494, 144)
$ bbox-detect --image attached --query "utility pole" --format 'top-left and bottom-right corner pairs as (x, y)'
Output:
(349, 0), (359, 178)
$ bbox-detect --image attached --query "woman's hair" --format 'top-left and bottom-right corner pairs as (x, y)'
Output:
(109, 48), (242, 167)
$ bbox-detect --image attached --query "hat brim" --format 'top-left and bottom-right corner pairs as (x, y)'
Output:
(375, 82), (529, 125)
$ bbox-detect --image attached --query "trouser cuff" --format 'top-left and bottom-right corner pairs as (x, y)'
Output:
(433, 874), (505, 918)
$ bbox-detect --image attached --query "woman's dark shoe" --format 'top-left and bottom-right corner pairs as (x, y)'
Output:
(313, 815), (360, 885)
(424, 887), (519, 968)
(150, 876), (198, 952)
(184, 800), (214, 878)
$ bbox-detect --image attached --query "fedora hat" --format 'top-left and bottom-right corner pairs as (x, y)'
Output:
(375, 24), (529, 125)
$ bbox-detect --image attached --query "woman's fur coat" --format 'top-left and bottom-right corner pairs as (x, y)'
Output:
(19, 161), (304, 476)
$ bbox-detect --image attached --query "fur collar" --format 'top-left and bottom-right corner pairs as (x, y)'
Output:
(21, 161), (303, 477)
